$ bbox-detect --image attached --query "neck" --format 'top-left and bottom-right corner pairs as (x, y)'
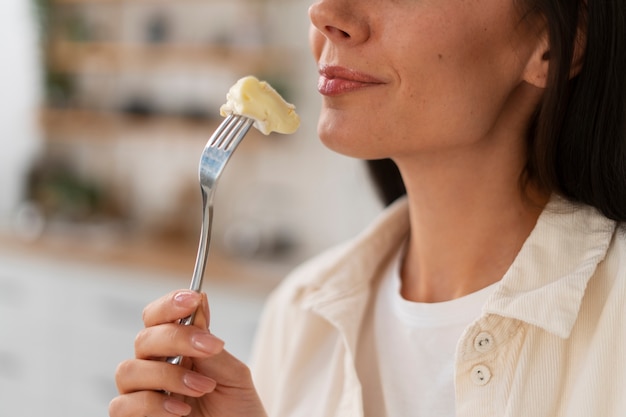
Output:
(394, 142), (548, 303)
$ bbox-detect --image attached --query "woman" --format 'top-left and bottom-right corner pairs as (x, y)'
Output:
(109, 0), (626, 416)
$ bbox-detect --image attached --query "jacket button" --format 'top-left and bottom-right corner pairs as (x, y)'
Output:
(474, 332), (494, 353)
(471, 365), (492, 386)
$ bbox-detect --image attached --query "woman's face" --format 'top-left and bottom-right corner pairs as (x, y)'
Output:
(308, 0), (542, 160)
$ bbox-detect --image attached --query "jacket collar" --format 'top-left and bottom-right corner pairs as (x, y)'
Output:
(300, 194), (617, 341)
(299, 197), (410, 348)
(484, 195), (616, 338)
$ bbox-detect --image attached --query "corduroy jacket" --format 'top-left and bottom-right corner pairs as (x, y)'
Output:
(251, 196), (626, 417)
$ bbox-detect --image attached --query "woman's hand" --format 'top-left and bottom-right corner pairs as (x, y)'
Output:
(109, 290), (267, 417)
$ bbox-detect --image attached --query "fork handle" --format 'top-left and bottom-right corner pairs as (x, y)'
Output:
(165, 191), (213, 366)
(188, 198), (213, 293)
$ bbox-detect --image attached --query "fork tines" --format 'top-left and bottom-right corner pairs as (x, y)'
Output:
(210, 114), (254, 151)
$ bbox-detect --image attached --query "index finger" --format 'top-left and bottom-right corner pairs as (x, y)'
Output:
(142, 290), (203, 328)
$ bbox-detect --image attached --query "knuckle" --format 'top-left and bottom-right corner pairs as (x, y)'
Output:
(141, 392), (153, 415)
(166, 322), (188, 354)
(108, 395), (128, 417)
(108, 391), (158, 417)
(141, 304), (150, 325)
(172, 326), (193, 358)
(142, 390), (166, 417)
(159, 362), (176, 387)
(114, 360), (134, 391)
(108, 396), (120, 417)
(168, 323), (183, 344)
(134, 328), (150, 354)
(231, 358), (253, 380)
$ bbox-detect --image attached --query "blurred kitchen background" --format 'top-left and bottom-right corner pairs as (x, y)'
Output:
(0, 0), (384, 415)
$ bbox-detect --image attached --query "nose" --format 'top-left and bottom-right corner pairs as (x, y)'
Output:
(308, 0), (370, 45)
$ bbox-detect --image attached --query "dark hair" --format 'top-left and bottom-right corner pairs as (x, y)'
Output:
(368, 0), (626, 221)
(366, 158), (405, 206)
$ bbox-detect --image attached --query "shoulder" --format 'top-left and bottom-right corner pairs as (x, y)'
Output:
(597, 223), (626, 288)
(581, 222), (626, 321)
(597, 223), (626, 280)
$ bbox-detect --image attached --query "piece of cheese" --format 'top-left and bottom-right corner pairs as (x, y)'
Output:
(220, 76), (300, 135)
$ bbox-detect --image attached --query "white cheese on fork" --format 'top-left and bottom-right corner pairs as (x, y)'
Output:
(219, 76), (300, 135)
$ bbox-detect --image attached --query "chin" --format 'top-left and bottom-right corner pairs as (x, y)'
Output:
(318, 130), (389, 160)
(317, 123), (364, 159)
(317, 112), (388, 160)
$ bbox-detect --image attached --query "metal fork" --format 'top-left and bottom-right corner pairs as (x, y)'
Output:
(167, 114), (254, 366)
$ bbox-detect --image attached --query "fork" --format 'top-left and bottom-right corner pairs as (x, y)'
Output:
(167, 114), (254, 366)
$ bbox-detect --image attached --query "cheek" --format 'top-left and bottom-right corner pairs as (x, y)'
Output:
(390, 20), (525, 132)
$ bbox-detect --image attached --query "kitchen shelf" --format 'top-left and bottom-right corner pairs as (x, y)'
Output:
(33, 0), (306, 259)
(39, 107), (274, 145)
(50, 0), (264, 4)
(0, 231), (289, 287)
(47, 41), (296, 75)
(40, 107), (210, 140)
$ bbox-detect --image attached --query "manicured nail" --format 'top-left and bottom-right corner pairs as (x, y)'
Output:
(191, 332), (224, 354)
(173, 290), (199, 307)
(163, 398), (192, 415)
(183, 372), (217, 393)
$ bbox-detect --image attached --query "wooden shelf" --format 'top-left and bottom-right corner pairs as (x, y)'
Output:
(51, 0), (254, 4)
(47, 41), (296, 75)
(40, 107), (215, 140)
(0, 231), (288, 289)
(39, 107), (278, 145)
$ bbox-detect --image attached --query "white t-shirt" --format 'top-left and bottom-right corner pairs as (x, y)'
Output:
(366, 247), (498, 417)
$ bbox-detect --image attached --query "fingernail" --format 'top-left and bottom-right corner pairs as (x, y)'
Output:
(163, 398), (192, 415)
(191, 332), (224, 354)
(174, 290), (199, 307)
(183, 372), (217, 393)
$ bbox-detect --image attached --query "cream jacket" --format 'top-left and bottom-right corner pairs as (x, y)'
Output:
(250, 196), (626, 417)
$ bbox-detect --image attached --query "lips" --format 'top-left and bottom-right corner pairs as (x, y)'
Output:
(317, 65), (385, 96)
